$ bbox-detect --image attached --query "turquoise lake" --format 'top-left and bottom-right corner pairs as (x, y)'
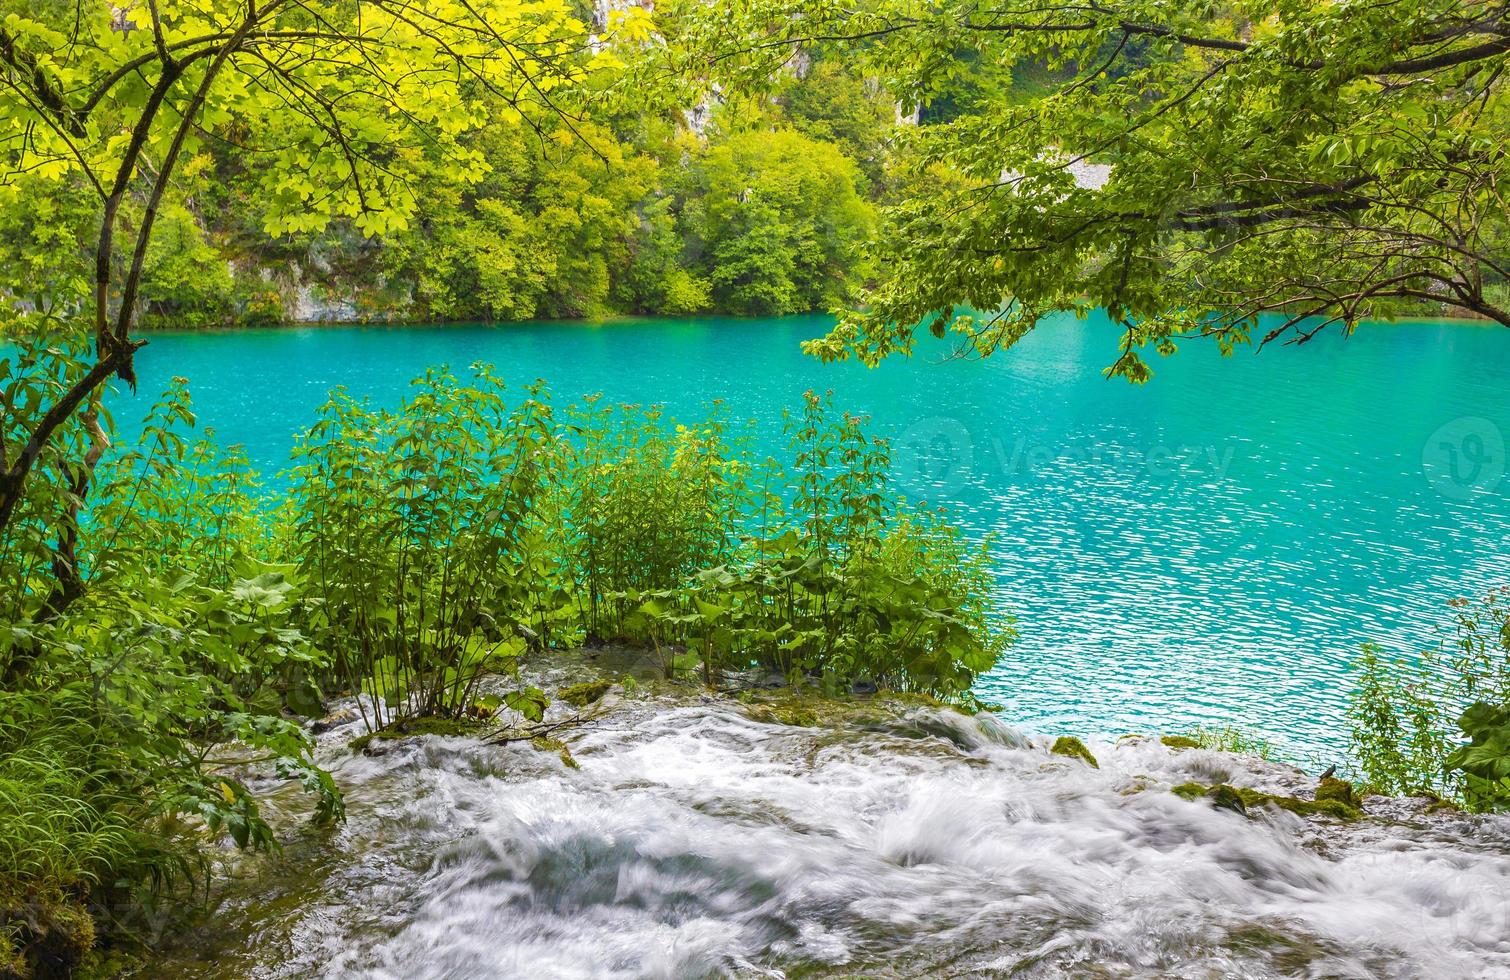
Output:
(120, 313), (1510, 759)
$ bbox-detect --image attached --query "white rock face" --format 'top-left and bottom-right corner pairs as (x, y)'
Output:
(290, 282), (359, 324)
(999, 154), (1114, 192)
(1067, 157), (1113, 190)
(591, 0), (654, 31)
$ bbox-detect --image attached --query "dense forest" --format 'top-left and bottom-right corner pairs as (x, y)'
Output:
(0, 14), (905, 327)
(0, 2), (1131, 330)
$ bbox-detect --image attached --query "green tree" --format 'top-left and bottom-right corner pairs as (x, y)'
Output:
(615, 193), (715, 315)
(777, 57), (895, 185)
(693, 0), (1510, 378)
(384, 123), (657, 320)
(681, 128), (874, 315)
(0, 0), (646, 569)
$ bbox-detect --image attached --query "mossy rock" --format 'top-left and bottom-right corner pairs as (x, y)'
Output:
(1160, 734), (1203, 750)
(76, 946), (145, 980)
(737, 688), (971, 733)
(1050, 736), (1099, 768)
(1118, 775), (1158, 796)
(0, 929), (24, 980)
(31, 899), (94, 980)
(558, 680), (613, 709)
(531, 735), (580, 770)
(0, 888), (97, 980)
(1173, 781), (1362, 822)
(883, 690), (959, 713)
(348, 716), (481, 752)
(1205, 784), (1249, 816)
(744, 703), (821, 727)
(1315, 776), (1356, 807)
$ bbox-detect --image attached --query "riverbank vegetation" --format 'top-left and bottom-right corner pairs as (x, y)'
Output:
(0, 8), (891, 332)
(0, 335), (1009, 974)
(1348, 587), (1510, 812)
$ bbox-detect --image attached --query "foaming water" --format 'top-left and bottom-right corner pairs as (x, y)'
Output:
(147, 692), (1510, 979)
(120, 314), (1510, 756)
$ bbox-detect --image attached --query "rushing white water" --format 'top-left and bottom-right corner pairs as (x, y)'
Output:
(146, 680), (1510, 979)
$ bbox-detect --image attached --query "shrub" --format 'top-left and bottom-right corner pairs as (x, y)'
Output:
(613, 392), (1014, 698)
(0, 356), (1015, 949)
(290, 367), (558, 728)
(554, 398), (747, 642)
(1348, 588), (1510, 809)
(1, 356), (339, 949)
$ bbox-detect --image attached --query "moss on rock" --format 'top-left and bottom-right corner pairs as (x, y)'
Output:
(738, 687), (958, 730)
(1050, 736), (1099, 768)
(1173, 781), (1362, 821)
(558, 680), (613, 709)
(0, 887), (98, 980)
(1206, 783), (1249, 815)
(348, 716), (481, 752)
(1160, 734), (1202, 750)
(1315, 776), (1356, 807)
(30, 898), (94, 980)
(531, 736), (580, 769)
(743, 703), (821, 727)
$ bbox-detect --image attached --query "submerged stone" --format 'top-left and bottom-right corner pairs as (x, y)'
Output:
(558, 680), (613, 709)
(1050, 736), (1099, 768)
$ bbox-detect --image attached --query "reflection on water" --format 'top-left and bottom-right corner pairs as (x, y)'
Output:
(123, 314), (1510, 756)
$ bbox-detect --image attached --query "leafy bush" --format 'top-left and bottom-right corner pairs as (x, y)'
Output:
(291, 376), (1011, 702)
(556, 398), (746, 640)
(1, 353), (339, 963)
(602, 392), (1014, 698)
(88, 378), (271, 587)
(290, 368), (557, 728)
(1348, 588), (1510, 809)
(1446, 702), (1510, 811)
(1, 349), (1013, 957)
